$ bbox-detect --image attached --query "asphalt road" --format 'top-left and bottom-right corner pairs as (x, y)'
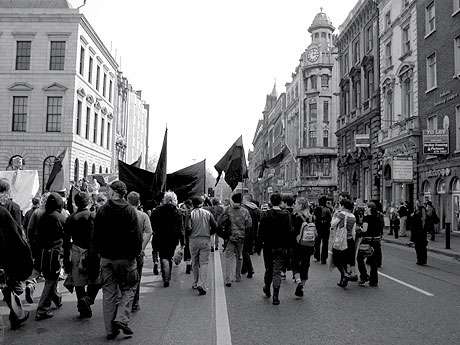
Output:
(1, 242), (459, 345)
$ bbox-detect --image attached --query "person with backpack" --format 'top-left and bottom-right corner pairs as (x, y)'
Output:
(291, 197), (316, 297)
(314, 196), (332, 264)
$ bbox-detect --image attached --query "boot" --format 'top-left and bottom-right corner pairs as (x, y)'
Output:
(153, 263), (159, 275)
(185, 264), (192, 274)
(272, 288), (280, 305)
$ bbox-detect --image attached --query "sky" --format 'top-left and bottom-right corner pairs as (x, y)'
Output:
(76, 0), (358, 173)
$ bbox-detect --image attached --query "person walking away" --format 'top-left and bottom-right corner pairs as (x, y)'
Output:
(408, 202), (428, 265)
(63, 192), (101, 318)
(390, 208), (400, 239)
(187, 196), (217, 295)
(209, 198), (224, 251)
(314, 196), (332, 264)
(23, 197), (40, 231)
(291, 197), (316, 297)
(0, 206), (33, 330)
(398, 201), (408, 237)
(425, 201), (439, 241)
(94, 181), (142, 339)
(257, 193), (291, 305)
(281, 194), (296, 280)
(219, 193), (252, 287)
(35, 193), (67, 320)
(330, 198), (356, 288)
(241, 194), (260, 279)
(357, 202), (383, 287)
(150, 192), (183, 288)
(180, 199), (193, 274)
(0, 179), (23, 227)
(127, 191), (153, 311)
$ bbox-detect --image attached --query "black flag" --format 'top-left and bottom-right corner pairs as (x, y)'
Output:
(152, 128), (167, 200)
(214, 136), (248, 191)
(130, 154), (142, 168)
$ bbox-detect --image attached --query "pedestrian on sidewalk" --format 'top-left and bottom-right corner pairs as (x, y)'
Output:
(180, 199), (193, 274)
(425, 201), (439, 242)
(330, 198), (356, 288)
(291, 197), (315, 297)
(408, 202), (428, 266)
(357, 202), (383, 287)
(150, 192), (183, 288)
(390, 208), (400, 239)
(398, 201), (409, 237)
(257, 193), (291, 305)
(35, 192), (67, 321)
(23, 197), (40, 231)
(314, 196), (332, 264)
(241, 195), (259, 279)
(219, 193), (252, 287)
(187, 196), (217, 295)
(63, 191), (101, 318)
(208, 198), (224, 251)
(149, 200), (160, 276)
(281, 194), (296, 281)
(0, 206), (33, 330)
(94, 181), (142, 340)
(127, 192), (153, 311)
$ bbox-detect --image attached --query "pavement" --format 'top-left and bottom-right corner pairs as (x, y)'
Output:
(1, 241), (460, 345)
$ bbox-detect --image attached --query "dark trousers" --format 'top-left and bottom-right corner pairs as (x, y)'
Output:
(151, 239), (159, 264)
(391, 225), (399, 239)
(357, 240), (380, 285)
(184, 236), (191, 262)
(75, 285), (100, 304)
(415, 240), (427, 264)
(293, 246), (314, 281)
(37, 279), (60, 315)
(263, 248), (285, 290)
(241, 240), (254, 274)
(2, 278), (26, 323)
(132, 253), (144, 307)
(314, 229), (330, 263)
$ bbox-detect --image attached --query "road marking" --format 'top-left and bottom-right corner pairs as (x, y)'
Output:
(214, 251), (232, 345)
(378, 272), (434, 296)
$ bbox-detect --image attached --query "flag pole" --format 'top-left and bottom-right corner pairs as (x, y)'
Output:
(204, 159), (206, 195)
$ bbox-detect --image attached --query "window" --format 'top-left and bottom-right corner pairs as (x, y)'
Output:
(96, 65), (101, 91)
(385, 11), (391, 29)
(402, 26), (410, 54)
(83, 162), (88, 177)
(344, 52), (349, 74)
(323, 158), (331, 176)
(455, 36), (460, 75)
(92, 163), (96, 175)
(76, 100), (82, 135)
(16, 41), (31, 70)
(353, 80), (361, 109)
(103, 73), (107, 97)
(309, 102), (317, 123)
(309, 126), (317, 147)
(456, 106), (460, 150)
(74, 159), (79, 183)
(93, 112), (98, 143)
(310, 75), (317, 90)
(353, 38), (360, 64)
(109, 80), (113, 103)
(366, 25), (373, 52)
(426, 2), (436, 35)
(323, 101), (329, 123)
(46, 97), (62, 132)
(100, 118), (105, 146)
(321, 75), (329, 88)
(402, 77), (412, 118)
(88, 56), (93, 83)
(321, 32), (326, 39)
(49, 41), (65, 70)
(107, 122), (111, 149)
(385, 90), (393, 127)
(99, 166), (103, 174)
(323, 130), (329, 147)
(426, 53), (437, 90)
(85, 107), (90, 139)
(79, 46), (85, 75)
(12, 96), (27, 132)
(385, 41), (392, 67)
(427, 115), (438, 130)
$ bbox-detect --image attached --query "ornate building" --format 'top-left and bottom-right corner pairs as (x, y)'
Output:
(336, 0), (381, 202)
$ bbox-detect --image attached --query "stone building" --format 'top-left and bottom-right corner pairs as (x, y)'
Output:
(125, 88), (149, 169)
(376, 0), (420, 210)
(416, 0), (460, 232)
(336, 0), (381, 203)
(0, 0), (117, 191)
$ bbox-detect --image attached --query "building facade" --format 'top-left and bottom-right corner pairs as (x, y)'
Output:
(0, 1), (117, 191)
(126, 88), (149, 169)
(417, 0), (460, 232)
(376, 0), (420, 210)
(336, 0), (381, 203)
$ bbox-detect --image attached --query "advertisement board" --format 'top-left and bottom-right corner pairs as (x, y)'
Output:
(423, 129), (449, 155)
(392, 157), (413, 182)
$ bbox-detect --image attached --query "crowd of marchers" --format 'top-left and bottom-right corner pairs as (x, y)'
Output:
(0, 178), (439, 340)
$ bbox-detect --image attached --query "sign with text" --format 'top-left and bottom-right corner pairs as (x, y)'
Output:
(392, 156), (413, 182)
(355, 134), (370, 148)
(423, 129), (449, 155)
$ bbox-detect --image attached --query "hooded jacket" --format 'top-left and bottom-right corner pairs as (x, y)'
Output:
(36, 193), (67, 249)
(94, 198), (142, 260)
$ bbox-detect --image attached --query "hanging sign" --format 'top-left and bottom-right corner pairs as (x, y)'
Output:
(423, 129), (449, 155)
(392, 156), (413, 182)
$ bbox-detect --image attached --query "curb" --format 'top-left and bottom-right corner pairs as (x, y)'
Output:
(382, 238), (460, 261)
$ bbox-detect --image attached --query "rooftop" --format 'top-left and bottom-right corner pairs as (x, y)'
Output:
(308, 8), (335, 33)
(0, 0), (71, 8)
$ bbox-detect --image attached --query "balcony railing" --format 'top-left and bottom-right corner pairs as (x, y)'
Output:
(379, 116), (421, 142)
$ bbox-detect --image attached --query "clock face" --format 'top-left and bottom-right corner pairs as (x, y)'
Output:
(307, 47), (320, 63)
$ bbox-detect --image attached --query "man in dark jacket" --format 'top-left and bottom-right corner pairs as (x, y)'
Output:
(257, 193), (291, 305)
(314, 196), (332, 264)
(94, 181), (142, 340)
(241, 195), (259, 279)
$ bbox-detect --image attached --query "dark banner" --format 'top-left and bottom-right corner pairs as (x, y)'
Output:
(167, 160), (206, 203)
(118, 160), (155, 207)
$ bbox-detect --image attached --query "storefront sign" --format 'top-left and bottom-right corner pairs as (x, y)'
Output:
(392, 156), (413, 182)
(423, 129), (449, 155)
(355, 134), (370, 148)
(434, 90), (459, 107)
(426, 168), (451, 178)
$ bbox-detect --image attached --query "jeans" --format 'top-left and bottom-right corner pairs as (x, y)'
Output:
(100, 258), (138, 334)
(263, 248), (285, 290)
(190, 237), (211, 288)
(184, 236), (191, 263)
(1, 278), (26, 323)
(224, 240), (244, 284)
(37, 279), (60, 315)
(357, 239), (380, 285)
(293, 246), (314, 282)
(132, 253), (144, 307)
(314, 229), (330, 263)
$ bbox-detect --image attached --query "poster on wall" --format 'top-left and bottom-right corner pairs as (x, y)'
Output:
(0, 170), (39, 212)
(392, 156), (413, 182)
(423, 129), (449, 155)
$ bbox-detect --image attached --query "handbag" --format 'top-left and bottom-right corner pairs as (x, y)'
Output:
(333, 214), (348, 251)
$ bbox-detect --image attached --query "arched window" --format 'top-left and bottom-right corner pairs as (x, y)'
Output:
(74, 158), (79, 183)
(91, 163), (96, 174)
(451, 178), (460, 193)
(42, 156), (56, 193)
(385, 89), (393, 127)
(423, 180), (431, 195)
(437, 179), (446, 194)
(105, 167), (109, 173)
(99, 166), (102, 174)
(83, 161), (88, 178)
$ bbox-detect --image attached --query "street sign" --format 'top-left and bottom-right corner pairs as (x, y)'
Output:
(392, 156), (413, 182)
(423, 129), (449, 155)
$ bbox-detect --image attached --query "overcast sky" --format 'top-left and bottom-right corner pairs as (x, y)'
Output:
(79, 0), (358, 173)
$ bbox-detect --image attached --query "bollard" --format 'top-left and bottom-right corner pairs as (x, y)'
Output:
(445, 222), (451, 250)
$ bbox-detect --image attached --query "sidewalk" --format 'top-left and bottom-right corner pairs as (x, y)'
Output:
(382, 230), (460, 260)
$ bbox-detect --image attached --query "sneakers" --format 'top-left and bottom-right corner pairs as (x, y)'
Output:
(294, 284), (304, 297)
(197, 286), (207, 296)
(35, 311), (54, 321)
(153, 264), (159, 275)
(112, 321), (133, 335)
(25, 284), (34, 304)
